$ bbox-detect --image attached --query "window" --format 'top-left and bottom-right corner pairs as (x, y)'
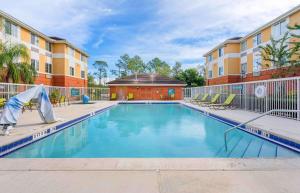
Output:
(81, 54), (87, 62)
(31, 33), (39, 46)
(253, 56), (261, 73)
(4, 20), (18, 37)
(68, 47), (75, 56)
(31, 59), (39, 71)
(253, 33), (262, 47)
(218, 47), (224, 57)
(208, 54), (213, 62)
(273, 20), (288, 39)
(46, 42), (52, 52)
(218, 66), (224, 76)
(45, 63), (52, 73)
(81, 70), (85, 78)
(69, 67), (75, 76)
(208, 70), (213, 78)
(241, 63), (247, 75)
(241, 41), (247, 51)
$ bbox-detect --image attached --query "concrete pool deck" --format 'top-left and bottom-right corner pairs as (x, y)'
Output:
(182, 102), (300, 145)
(0, 101), (300, 192)
(0, 158), (299, 193)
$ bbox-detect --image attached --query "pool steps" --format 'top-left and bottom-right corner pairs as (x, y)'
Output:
(216, 132), (299, 158)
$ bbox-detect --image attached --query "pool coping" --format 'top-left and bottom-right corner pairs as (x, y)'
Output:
(0, 101), (299, 157)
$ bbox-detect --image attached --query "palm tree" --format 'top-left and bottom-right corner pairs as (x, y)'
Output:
(0, 42), (36, 83)
(259, 32), (300, 78)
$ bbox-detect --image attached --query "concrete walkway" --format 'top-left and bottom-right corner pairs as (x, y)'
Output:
(0, 158), (299, 193)
(182, 102), (300, 144)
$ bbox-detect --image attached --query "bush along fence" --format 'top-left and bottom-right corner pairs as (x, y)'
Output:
(0, 83), (110, 102)
(183, 76), (300, 120)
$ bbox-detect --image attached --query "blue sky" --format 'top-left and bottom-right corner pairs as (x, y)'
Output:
(0, 0), (299, 79)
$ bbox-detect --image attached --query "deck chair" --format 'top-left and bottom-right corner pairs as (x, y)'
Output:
(22, 100), (34, 113)
(209, 94), (236, 110)
(0, 98), (6, 108)
(193, 93), (209, 104)
(198, 94), (220, 107)
(186, 93), (201, 103)
(111, 93), (117, 100)
(127, 93), (134, 100)
(59, 95), (69, 106)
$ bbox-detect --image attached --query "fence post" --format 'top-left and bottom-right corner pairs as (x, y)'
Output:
(297, 78), (300, 121)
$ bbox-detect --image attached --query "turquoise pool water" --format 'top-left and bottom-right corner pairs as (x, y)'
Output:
(6, 104), (299, 158)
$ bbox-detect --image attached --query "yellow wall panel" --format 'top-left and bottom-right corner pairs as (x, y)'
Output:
(39, 55), (46, 73)
(53, 58), (66, 74)
(247, 54), (253, 73)
(53, 43), (66, 53)
(20, 28), (30, 43)
(262, 27), (271, 43)
(227, 58), (241, 74)
(75, 51), (81, 60)
(225, 43), (240, 53)
(246, 37), (253, 49)
(289, 10), (300, 26)
(213, 63), (218, 78)
(39, 38), (46, 50)
(75, 63), (81, 77)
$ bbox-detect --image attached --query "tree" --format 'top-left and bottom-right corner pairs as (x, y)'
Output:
(0, 42), (35, 83)
(171, 61), (183, 78)
(113, 54), (130, 78)
(177, 68), (205, 87)
(147, 58), (171, 76)
(93, 60), (108, 85)
(259, 32), (300, 78)
(288, 24), (300, 65)
(88, 73), (96, 87)
(127, 55), (146, 74)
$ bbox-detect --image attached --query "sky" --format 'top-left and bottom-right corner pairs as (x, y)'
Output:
(0, 0), (299, 79)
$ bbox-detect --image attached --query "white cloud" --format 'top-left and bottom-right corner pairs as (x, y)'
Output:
(1, 0), (299, 72)
(0, 0), (115, 47)
(125, 0), (300, 66)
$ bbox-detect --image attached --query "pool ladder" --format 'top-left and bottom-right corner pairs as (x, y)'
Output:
(224, 109), (300, 151)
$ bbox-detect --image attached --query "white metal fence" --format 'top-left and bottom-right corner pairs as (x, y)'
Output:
(183, 77), (300, 120)
(0, 83), (110, 102)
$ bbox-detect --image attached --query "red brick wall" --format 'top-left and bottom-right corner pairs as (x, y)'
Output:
(34, 73), (87, 87)
(52, 75), (87, 87)
(109, 86), (183, 100)
(34, 74), (53, 85)
(206, 75), (241, 86)
(243, 67), (300, 82)
(206, 67), (300, 86)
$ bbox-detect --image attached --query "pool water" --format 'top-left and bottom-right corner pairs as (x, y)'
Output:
(6, 104), (299, 158)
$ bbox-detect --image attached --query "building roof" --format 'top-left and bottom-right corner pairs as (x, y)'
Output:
(203, 38), (241, 57)
(107, 74), (186, 86)
(0, 10), (89, 57)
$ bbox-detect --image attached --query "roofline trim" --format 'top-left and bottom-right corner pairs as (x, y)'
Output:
(203, 39), (240, 57)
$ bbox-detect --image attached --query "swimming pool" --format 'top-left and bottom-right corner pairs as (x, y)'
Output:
(6, 103), (299, 158)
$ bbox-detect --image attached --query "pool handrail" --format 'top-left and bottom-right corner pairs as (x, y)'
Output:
(224, 109), (300, 151)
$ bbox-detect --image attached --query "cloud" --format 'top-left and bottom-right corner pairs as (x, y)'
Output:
(1, 0), (299, 76)
(0, 0), (115, 47)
